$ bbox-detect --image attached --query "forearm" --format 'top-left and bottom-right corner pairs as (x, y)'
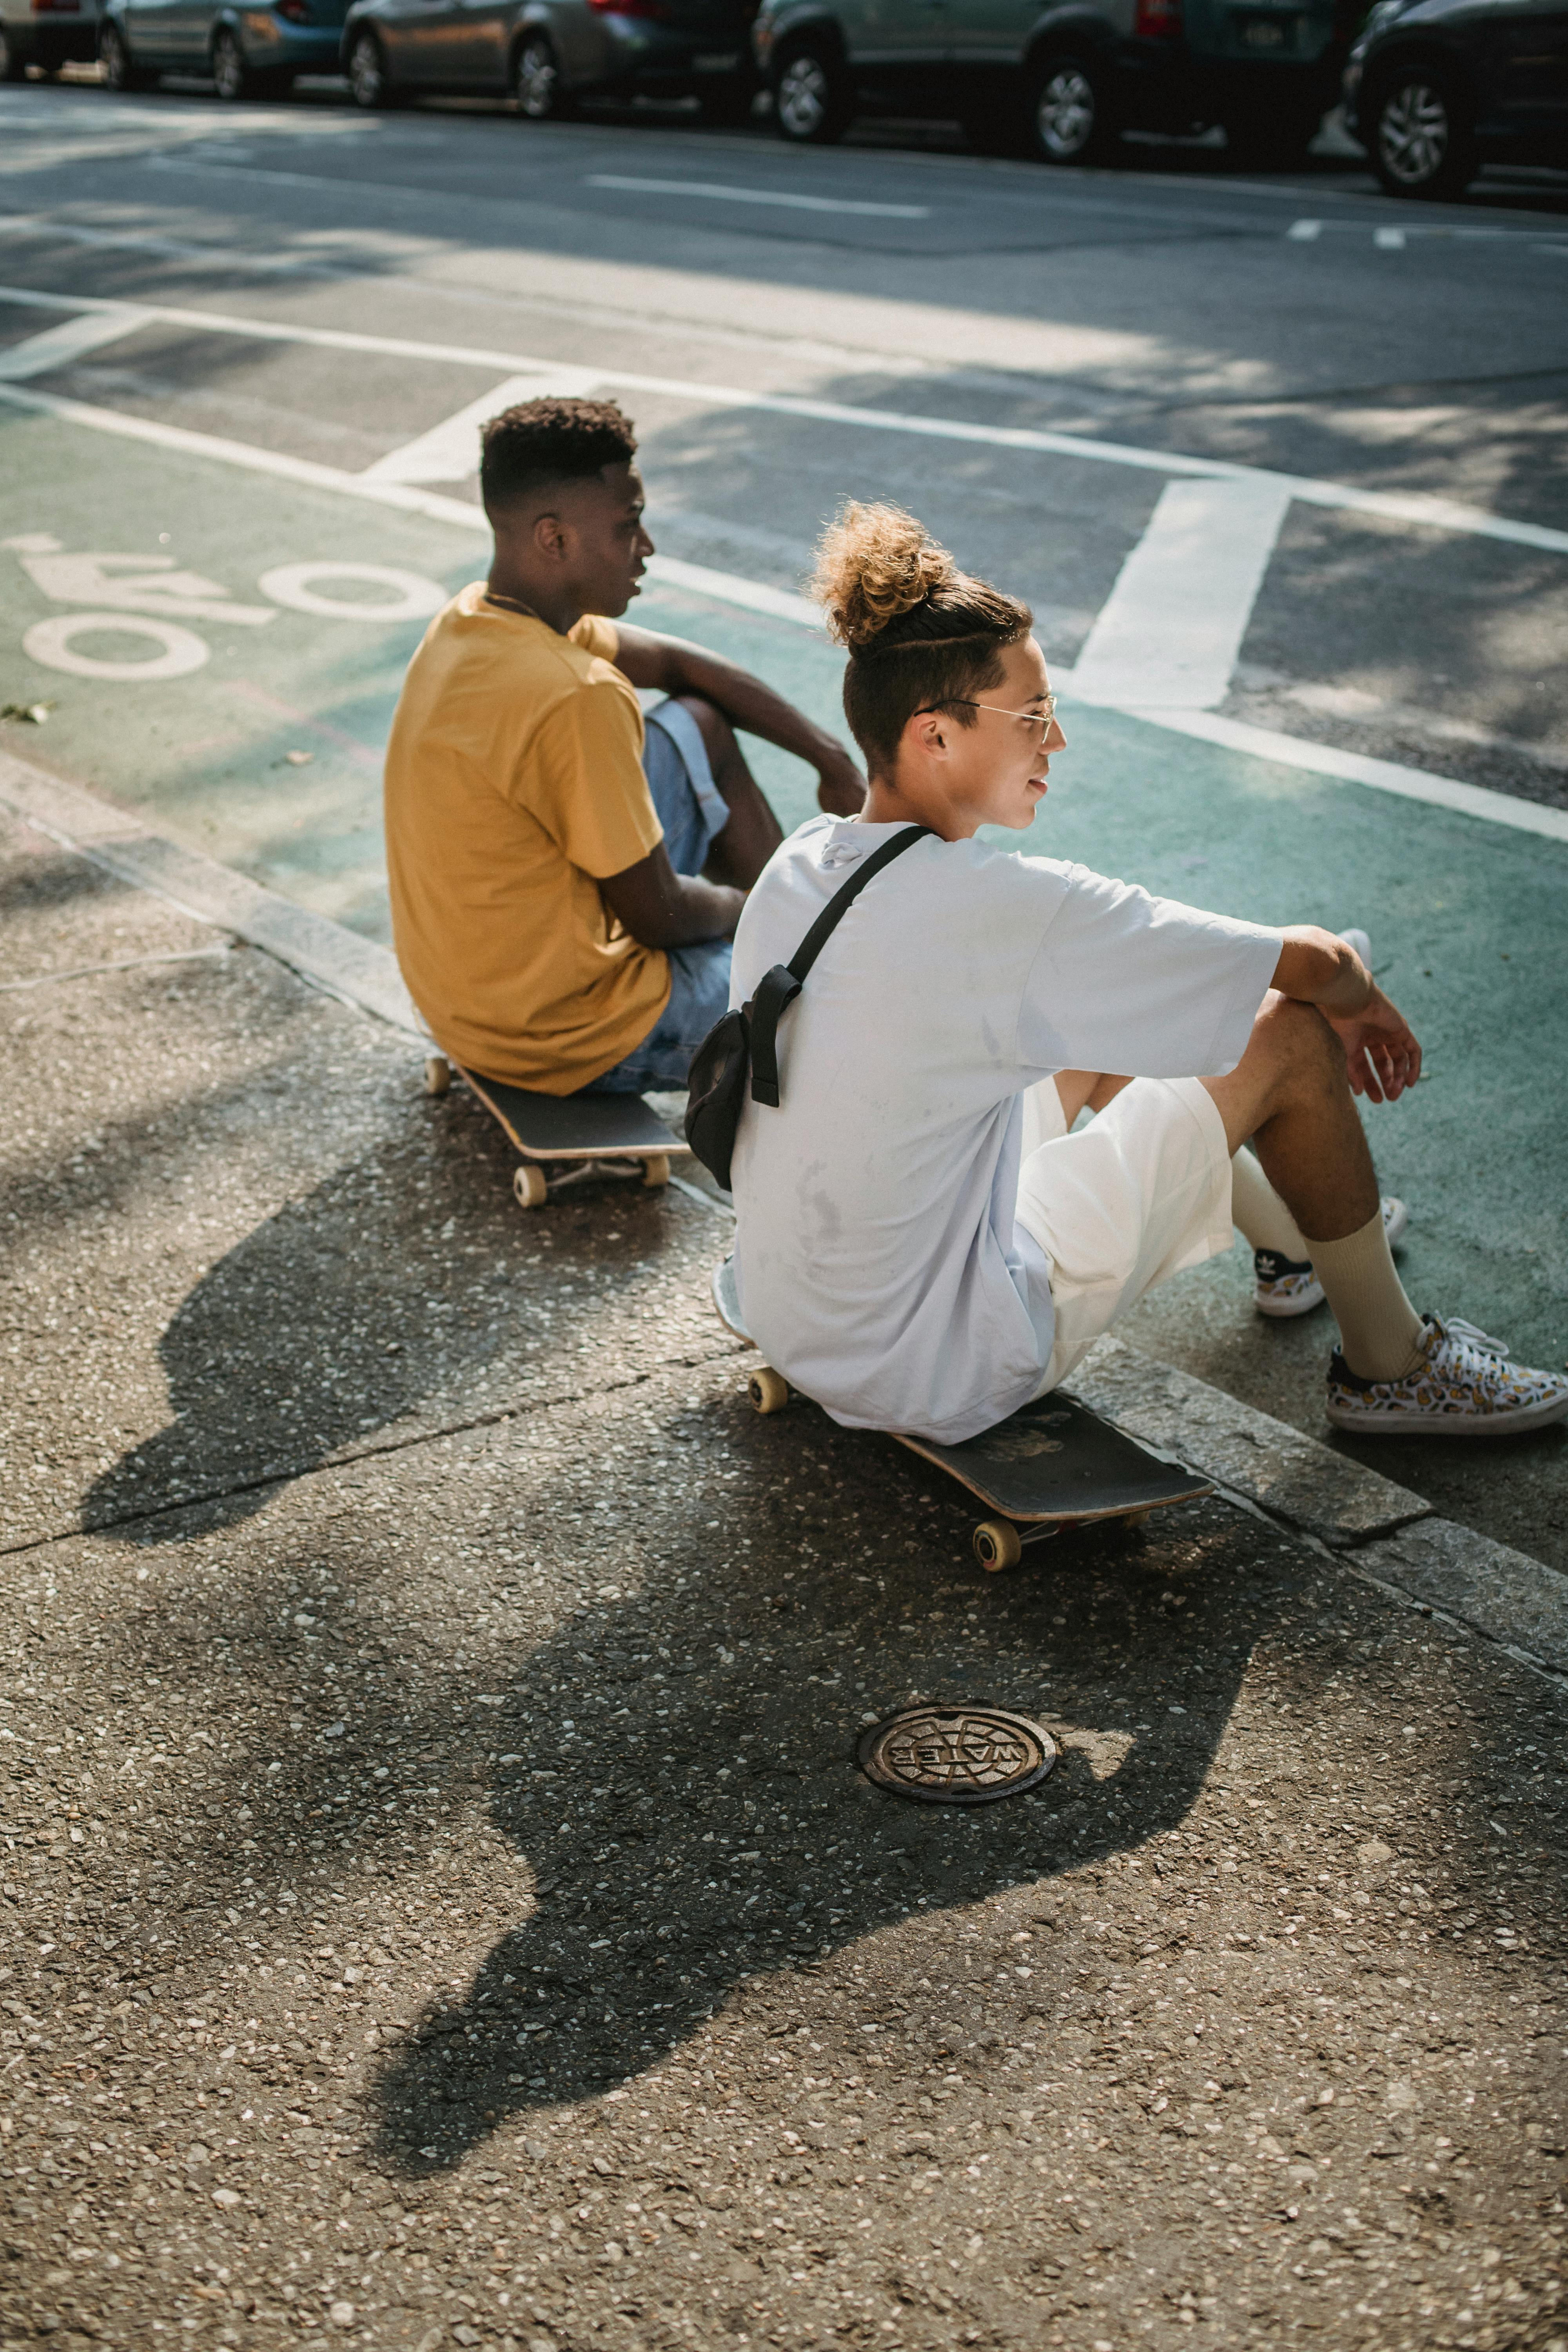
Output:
(1271, 926), (1372, 1020)
(627, 872), (744, 952)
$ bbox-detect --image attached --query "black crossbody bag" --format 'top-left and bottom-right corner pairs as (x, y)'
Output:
(683, 824), (933, 1191)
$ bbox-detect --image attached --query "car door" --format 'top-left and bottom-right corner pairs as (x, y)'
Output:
(941, 0), (1030, 69)
(1491, 0), (1568, 136)
(844, 0), (947, 75)
(437, 0), (514, 82)
(118, 0), (182, 62)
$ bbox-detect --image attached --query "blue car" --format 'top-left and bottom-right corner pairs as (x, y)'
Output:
(99, 0), (348, 94)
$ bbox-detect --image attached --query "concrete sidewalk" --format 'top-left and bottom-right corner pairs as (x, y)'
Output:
(1, 803), (1565, 2352)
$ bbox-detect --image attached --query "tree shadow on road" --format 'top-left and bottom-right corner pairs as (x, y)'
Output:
(366, 1465), (1284, 2176)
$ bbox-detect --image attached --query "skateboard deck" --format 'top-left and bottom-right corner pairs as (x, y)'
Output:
(425, 1054), (688, 1209)
(712, 1256), (1211, 1568)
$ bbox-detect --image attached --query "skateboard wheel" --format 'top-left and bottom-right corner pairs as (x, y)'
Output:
(512, 1163), (548, 1210)
(424, 1054), (451, 1096)
(1120, 1506), (1153, 1528)
(642, 1153), (670, 1190)
(974, 1518), (1022, 1573)
(748, 1367), (789, 1416)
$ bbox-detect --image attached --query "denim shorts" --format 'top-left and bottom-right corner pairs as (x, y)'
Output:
(583, 698), (734, 1095)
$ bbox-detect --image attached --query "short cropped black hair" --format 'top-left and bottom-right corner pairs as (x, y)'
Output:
(479, 397), (639, 515)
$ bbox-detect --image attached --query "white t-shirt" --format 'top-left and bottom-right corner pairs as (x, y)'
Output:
(728, 817), (1282, 1444)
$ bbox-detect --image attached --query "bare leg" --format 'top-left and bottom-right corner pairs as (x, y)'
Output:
(668, 695), (784, 891)
(1200, 991), (1376, 1245)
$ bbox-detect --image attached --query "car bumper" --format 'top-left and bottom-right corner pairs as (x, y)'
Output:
(11, 7), (99, 62)
(595, 14), (748, 84)
(237, 11), (346, 65)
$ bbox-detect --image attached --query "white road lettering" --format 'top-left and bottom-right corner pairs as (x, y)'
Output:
(257, 563), (448, 621)
(23, 613), (211, 681)
(17, 550), (276, 627)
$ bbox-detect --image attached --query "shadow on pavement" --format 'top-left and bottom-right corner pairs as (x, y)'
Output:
(366, 1472), (1281, 2174)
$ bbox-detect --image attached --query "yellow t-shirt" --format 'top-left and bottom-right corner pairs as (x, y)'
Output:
(384, 586), (671, 1093)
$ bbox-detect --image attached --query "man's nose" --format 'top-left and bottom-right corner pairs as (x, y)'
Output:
(1045, 717), (1067, 752)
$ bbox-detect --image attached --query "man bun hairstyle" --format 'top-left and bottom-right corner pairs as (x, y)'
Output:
(480, 396), (638, 515)
(811, 502), (1032, 774)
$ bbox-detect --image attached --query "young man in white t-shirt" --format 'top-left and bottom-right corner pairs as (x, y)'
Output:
(726, 504), (1568, 1446)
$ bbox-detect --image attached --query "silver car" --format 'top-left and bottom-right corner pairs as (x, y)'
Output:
(339, 0), (758, 121)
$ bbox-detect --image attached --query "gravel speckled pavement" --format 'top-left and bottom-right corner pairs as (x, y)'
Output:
(2, 803), (1565, 2352)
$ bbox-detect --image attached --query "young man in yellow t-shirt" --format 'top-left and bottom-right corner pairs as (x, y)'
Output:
(384, 397), (865, 1095)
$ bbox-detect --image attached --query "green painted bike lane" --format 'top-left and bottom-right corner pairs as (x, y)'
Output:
(4, 412), (1564, 1561)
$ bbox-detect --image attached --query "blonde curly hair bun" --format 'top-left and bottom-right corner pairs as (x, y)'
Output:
(810, 502), (962, 651)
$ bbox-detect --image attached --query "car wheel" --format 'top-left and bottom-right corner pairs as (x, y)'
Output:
(347, 27), (397, 107)
(513, 31), (570, 120)
(210, 25), (253, 98)
(1369, 67), (1476, 198)
(772, 37), (851, 143)
(98, 18), (152, 87)
(1028, 52), (1116, 165)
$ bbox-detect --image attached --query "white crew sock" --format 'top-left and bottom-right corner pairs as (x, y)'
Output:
(1230, 1146), (1311, 1262)
(1310, 1208), (1426, 1383)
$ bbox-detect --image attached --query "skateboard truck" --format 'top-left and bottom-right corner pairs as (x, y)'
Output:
(425, 1054), (684, 1211)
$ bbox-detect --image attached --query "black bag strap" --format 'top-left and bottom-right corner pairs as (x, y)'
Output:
(748, 824), (932, 1108)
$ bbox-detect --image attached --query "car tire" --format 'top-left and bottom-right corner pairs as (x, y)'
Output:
(772, 37), (851, 144)
(1027, 51), (1117, 165)
(347, 27), (401, 107)
(98, 18), (153, 88)
(512, 31), (571, 120)
(210, 25), (255, 98)
(1367, 65), (1476, 198)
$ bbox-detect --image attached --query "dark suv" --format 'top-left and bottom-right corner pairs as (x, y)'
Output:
(753, 0), (1354, 162)
(1345, 0), (1568, 198)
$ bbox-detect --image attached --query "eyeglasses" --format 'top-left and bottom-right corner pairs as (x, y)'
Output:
(915, 694), (1059, 743)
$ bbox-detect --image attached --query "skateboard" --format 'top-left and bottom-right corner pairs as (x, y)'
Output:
(425, 1055), (689, 1210)
(712, 1257), (1212, 1571)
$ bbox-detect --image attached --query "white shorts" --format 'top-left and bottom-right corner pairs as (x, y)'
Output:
(1015, 1074), (1235, 1395)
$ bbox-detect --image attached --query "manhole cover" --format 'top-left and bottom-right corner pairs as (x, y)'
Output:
(856, 1706), (1057, 1805)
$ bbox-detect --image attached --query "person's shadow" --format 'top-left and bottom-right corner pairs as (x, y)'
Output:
(369, 1417), (1284, 2174)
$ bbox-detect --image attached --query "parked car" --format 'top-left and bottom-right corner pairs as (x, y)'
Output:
(339, 0), (758, 121)
(1345, 0), (1568, 197)
(1, 0), (101, 80)
(753, 0), (1354, 162)
(98, 0), (348, 93)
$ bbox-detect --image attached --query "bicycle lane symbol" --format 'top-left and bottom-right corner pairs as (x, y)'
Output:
(5, 536), (449, 680)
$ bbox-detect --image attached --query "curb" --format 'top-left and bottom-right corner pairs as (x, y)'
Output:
(7, 748), (1564, 1677)
(1070, 1335), (1568, 1679)
(0, 746), (423, 1040)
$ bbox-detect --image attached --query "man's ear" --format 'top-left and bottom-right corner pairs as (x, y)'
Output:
(905, 708), (949, 762)
(530, 509), (570, 565)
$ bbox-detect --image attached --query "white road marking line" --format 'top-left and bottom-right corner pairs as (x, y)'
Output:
(1375, 227), (1407, 251)
(1069, 477), (1292, 712)
(362, 371), (606, 486)
(584, 174), (931, 221)
(1286, 220), (1323, 241)
(3, 374), (1559, 845)
(2, 282), (1563, 560)
(1134, 708), (1568, 845)
(0, 944), (231, 994)
(0, 304), (152, 381)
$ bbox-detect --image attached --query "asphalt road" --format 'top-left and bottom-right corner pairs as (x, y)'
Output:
(2, 804), (1564, 2352)
(0, 76), (1565, 1551)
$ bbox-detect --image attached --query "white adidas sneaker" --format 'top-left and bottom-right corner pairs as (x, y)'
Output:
(1255, 1196), (1409, 1319)
(1327, 1314), (1568, 1437)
